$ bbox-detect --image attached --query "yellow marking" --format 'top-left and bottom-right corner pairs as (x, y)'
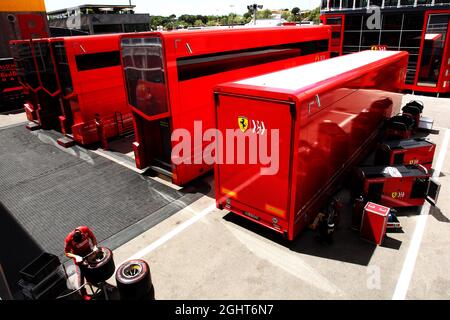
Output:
(0, 1), (46, 12)
(265, 204), (285, 218)
(238, 116), (249, 133)
(221, 187), (237, 198)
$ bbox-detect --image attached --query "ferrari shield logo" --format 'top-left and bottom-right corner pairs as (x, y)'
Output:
(238, 116), (249, 133)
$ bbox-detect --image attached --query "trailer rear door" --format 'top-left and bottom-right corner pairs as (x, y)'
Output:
(216, 94), (294, 224)
(121, 36), (169, 119)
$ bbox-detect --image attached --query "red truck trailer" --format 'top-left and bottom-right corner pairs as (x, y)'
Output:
(119, 26), (331, 185)
(11, 35), (132, 144)
(0, 0), (49, 112)
(9, 40), (43, 126)
(49, 34), (132, 146)
(30, 38), (63, 130)
(214, 50), (408, 240)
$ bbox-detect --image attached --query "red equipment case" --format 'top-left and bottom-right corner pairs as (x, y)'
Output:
(214, 50), (407, 240)
(119, 26), (331, 184)
(353, 165), (440, 209)
(360, 202), (390, 246)
(30, 38), (64, 130)
(375, 138), (436, 171)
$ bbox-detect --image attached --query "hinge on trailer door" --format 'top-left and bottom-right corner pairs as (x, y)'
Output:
(214, 92), (220, 107)
(290, 103), (296, 118)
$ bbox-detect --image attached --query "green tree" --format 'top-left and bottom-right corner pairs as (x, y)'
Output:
(305, 7), (321, 24)
(257, 9), (272, 19)
(166, 22), (175, 30)
(243, 11), (252, 22)
(194, 19), (204, 27)
(281, 10), (291, 21)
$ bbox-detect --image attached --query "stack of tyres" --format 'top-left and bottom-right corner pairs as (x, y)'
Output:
(116, 260), (154, 300)
(80, 247), (115, 284)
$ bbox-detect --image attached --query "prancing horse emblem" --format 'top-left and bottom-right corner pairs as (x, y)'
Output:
(238, 116), (249, 133)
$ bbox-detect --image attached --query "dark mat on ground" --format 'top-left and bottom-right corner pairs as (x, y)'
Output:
(0, 125), (205, 261)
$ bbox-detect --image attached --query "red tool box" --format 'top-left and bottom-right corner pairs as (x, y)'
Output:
(119, 26), (332, 184)
(353, 165), (440, 209)
(375, 138), (436, 171)
(360, 202), (390, 245)
(214, 50), (407, 240)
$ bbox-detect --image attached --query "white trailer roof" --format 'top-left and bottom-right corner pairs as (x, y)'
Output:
(235, 50), (402, 92)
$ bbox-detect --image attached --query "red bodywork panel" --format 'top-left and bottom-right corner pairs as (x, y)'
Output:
(375, 138), (436, 171)
(119, 26), (332, 185)
(214, 50), (407, 240)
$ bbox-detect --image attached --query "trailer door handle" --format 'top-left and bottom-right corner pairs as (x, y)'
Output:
(315, 94), (321, 108)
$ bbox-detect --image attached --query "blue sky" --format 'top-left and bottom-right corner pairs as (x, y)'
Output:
(44, 1), (321, 15)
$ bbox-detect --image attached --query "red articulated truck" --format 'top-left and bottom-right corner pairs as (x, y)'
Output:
(11, 34), (132, 146)
(214, 50), (408, 240)
(119, 26), (331, 185)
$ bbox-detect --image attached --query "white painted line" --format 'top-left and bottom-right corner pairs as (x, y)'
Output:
(432, 128), (450, 179)
(118, 203), (216, 267)
(92, 149), (183, 190)
(92, 149), (145, 174)
(392, 128), (450, 300)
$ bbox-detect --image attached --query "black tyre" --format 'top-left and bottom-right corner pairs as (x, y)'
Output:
(115, 259), (154, 300)
(81, 247), (115, 284)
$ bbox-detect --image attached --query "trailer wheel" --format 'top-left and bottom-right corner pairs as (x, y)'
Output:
(82, 247), (115, 284)
(116, 260), (154, 300)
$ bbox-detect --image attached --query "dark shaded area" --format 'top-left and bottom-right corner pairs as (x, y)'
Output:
(177, 40), (329, 81)
(430, 206), (450, 223)
(0, 125), (202, 263)
(49, 27), (89, 37)
(223, 199), (405, 266)
(0, 202), (43, 299)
